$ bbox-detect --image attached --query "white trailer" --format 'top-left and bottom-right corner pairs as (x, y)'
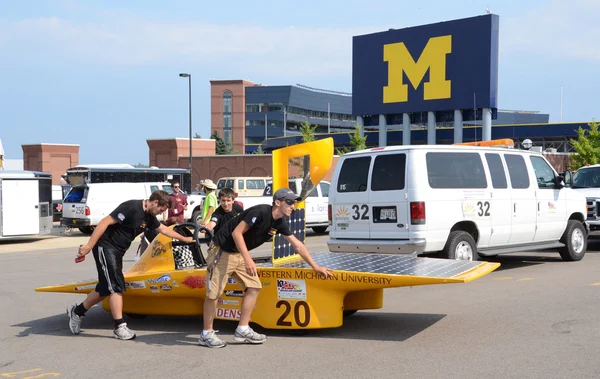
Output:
(0, 170), (53, 239)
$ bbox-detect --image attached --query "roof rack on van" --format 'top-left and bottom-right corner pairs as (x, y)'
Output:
(453, 139), (515, 148)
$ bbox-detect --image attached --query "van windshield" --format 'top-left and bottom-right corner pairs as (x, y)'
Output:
(572, 168), (600, 188)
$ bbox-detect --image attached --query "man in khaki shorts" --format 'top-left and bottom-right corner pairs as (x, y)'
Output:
(199, 188), (334, 348)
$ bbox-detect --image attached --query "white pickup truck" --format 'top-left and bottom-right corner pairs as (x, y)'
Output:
(566, 164), (600, 232)
(233, 178), (331, 234)
(62, 182), (204, 234)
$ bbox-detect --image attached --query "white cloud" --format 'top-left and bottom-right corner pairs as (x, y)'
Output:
(0, 14), (381, 78)
(502, 0), (600, 62)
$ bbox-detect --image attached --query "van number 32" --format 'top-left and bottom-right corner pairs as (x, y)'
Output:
(477, 201), (491, 217)
(352, 204), (369, 220)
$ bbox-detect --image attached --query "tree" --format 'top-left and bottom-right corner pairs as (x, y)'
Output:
(336, 125), (368, 155)
(133, 162), (149, 168)
(291, 120), (318, 170)
(254, 145), (266, 154)
(570, 121), (600, 170)
(194, 132), (202, 139)
(212, 130), (234, 155)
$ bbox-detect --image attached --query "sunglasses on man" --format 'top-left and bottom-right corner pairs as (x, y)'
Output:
(283, 199), (295, 206)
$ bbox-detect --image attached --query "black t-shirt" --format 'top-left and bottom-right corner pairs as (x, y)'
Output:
(213, 204), (292, 253)
(210, 203), (243, 234)
(98, 200), (161, 253)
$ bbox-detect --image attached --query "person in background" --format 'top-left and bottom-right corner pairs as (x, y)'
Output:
(163, 180), (188, 225)
(199, 179), (218, 226)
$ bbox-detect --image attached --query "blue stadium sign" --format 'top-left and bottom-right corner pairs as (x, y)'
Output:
(352, 14), (499, 116)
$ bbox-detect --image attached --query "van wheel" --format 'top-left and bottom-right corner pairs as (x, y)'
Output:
(559, 220), (587, 261)
(78, 226), (95, 235)
(441, 231), (478, 261)
(191, 211), (202, 225)
(312, 226), (328, 234)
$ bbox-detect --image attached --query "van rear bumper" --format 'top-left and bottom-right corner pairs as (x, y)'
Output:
(327, 238), (425, 255)
(61, 218), (91, 227)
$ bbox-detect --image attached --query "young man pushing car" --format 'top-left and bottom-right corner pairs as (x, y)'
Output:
(199, 188), (334, 348)
(67, 190), (194, 340)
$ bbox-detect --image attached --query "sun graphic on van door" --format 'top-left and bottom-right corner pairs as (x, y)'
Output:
(336, 207), (350, 217)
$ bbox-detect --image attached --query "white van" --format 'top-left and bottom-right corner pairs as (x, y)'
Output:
(327, 144), (588, 261)
(216, 177), (269, 197)
(61, 182), (172, 234)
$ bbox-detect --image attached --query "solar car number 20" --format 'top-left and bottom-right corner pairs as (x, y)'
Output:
(276, 300), (311, 327)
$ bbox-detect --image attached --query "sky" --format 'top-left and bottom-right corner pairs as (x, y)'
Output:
(1, 0), (599, 165)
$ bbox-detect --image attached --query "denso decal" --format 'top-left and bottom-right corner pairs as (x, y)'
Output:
(147, 274), (171, 284)
(182, 275), (206, 289)
(160, 284), (172, 291)
(216, 308), (241, 320)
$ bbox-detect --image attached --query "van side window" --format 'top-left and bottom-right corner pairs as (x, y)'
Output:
(226, 179), (234, 189)
(426, 152), (487, 188)
(238, 180), (245, 190)
(504, 154), (530, 189)
(371, 154), (406, 191)
(246, 180), (264, 190)
(337, 157), (371, 193)
(485, 153), (508, 189)
(320, 182), (330, 197)
(530, 156), (556, 189)
(150, 185), (159, 193)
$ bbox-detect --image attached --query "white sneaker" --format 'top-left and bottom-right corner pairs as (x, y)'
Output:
(114, 323), (136, 340)
(234, 327), (266, 344)
(66, 303), (82, 335)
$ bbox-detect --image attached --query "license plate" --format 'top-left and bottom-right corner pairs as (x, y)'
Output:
(380, 208), (396, 220)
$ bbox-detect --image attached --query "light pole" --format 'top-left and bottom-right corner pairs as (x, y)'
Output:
(179, 73), (192, 188)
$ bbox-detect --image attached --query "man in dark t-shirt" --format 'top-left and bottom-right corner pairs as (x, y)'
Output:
(206, 187), (243, 235)
(65, 190), (194, 341)
(198, 188), (333, 348)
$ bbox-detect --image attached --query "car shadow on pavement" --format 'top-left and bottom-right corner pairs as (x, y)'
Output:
(13, 307), (445, 344)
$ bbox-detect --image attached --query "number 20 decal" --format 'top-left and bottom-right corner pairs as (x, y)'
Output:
(276, 300), (310, 327)
(352, 204), (369, 220)
(477, 201), (491, 217)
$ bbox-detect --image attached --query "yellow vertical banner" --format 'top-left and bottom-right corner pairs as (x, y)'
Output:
(271, 138), (334, 261)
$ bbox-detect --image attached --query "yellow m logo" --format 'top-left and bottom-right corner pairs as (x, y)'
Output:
(383, 35), (452, 103)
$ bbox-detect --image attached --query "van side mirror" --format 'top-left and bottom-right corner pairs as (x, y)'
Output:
(555, 175), (565, 189)
(563, 170), (573, 187)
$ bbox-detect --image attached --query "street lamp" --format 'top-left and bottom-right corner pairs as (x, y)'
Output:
(179, 73), (192, 188)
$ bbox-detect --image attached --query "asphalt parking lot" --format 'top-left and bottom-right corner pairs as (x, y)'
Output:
(1, 230), (600, 379)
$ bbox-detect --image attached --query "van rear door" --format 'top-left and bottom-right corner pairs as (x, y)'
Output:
(330, 155), (372, 239)
(368, 152), (409, 240)
(62, 185), (88, 222)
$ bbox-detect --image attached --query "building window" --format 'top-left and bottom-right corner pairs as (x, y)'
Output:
(223, 91), (232, 146)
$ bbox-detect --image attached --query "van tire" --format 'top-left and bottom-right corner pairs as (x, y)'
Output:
(559, 220), (587, 261)
(191, 210), (202, 225)
(440, 231), (478, 261)
(312, 226), (328, 234)
(78, 226), (95, 235)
